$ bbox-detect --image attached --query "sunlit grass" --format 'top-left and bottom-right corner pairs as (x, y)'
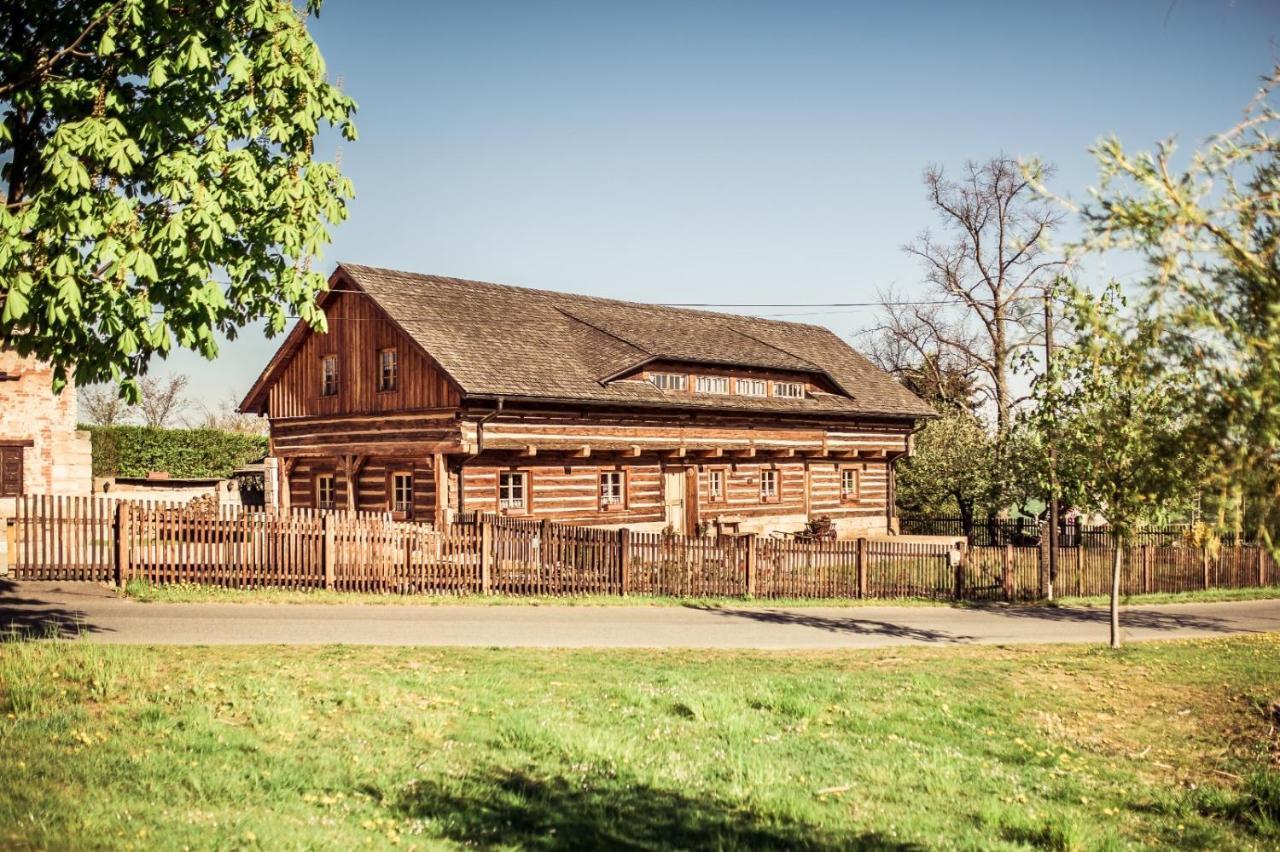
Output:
(122, 576), (1280, 610)
(2, 636), (1278, 849)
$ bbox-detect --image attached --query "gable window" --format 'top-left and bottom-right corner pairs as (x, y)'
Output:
(378, 348), (398, 392)
(598, 470), (626, 510)
(696, 375), (729, 394)
(707, 468), (725, 503)
(315, 473), (335, 510)
(736, 378), (766, 397)
(773, 381), (804, 399)
(499, 471), (527, 512)
(840, 467), (860, 503)
(759, 468), (780, 503)
(651, 372), (687, 391)
(390, 471), (414, 518)
(320, 354), (339, 397)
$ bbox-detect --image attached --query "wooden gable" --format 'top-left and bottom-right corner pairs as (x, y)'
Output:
(264, 289), (460, 419)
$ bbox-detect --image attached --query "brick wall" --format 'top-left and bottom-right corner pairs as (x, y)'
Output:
(0, 350), (92, 497)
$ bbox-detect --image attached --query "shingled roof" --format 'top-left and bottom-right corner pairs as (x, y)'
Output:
(244, 264), (935, 419)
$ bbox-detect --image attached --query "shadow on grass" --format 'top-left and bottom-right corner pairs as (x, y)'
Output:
(684, 605), (974, 643)
(395, 766), (921, 850)
(0, 578), (109, 639)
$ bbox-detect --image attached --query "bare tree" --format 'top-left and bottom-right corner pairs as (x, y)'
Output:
(860, 294), (984, 413)
(137, 374), (190, 429)
(194, 392), (269, 435)
(900, 156), (1065, 434)
(78, 382), (134, 426)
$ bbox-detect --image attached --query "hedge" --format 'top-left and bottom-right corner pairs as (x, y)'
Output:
(86, 425), (269, 480)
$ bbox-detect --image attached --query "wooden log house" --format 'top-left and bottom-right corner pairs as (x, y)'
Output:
(240, 264), (936, 537)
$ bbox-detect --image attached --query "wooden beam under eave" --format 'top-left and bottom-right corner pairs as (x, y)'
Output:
(522, 445), (538, 457)
(627, 445), (642, 457)
(731, 447), (756, 459)
(664, 447), (687, 459)
(695, 447), (724, 458)
(866, 448), (888, 459)
(572, 445), (591, 458)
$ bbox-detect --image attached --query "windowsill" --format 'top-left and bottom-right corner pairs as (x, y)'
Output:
(376, 387), (397, 394)
(599, 502), (626, 513)
(760, 497), (780, 505)
(500, 507), (529, 516)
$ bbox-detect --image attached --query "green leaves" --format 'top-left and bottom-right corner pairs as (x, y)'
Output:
(0, 0), (356, 393)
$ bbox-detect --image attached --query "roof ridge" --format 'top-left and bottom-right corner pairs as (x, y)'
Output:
(337, 262), (833, 332)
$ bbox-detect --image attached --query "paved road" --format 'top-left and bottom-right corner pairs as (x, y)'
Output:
(2, 580), (1278, 649)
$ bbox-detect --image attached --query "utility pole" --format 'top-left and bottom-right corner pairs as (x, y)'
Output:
(1044, 289), (1060, 600)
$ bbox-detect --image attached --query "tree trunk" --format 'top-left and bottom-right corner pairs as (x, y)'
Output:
(1109, 536), (1123, 649)
(957, 498), (975, 543)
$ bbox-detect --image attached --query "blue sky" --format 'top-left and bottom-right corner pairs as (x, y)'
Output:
(158, 0), (1279, 414)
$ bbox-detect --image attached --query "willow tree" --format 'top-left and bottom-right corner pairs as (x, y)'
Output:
(0, 0), (356, 398)
(1042, 66), (1280, 548)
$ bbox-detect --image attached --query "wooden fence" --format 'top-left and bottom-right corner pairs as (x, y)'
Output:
(899, 514), (1260, 549)
(7, 496), (1277, 601)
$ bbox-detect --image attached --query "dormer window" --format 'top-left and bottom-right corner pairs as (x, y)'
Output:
(320, 355), (338, 397)
(696, 375), (729, 394)
(774, 381), (805, 399)
(736, 378), (766, 397)
(651, 372), (686, 391)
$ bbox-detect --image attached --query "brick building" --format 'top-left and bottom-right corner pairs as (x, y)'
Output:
(0, 350), (92, 499)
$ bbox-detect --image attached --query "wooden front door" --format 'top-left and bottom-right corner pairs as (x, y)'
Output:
(0, 446), (23, 497)
(663, 468), (686, 534)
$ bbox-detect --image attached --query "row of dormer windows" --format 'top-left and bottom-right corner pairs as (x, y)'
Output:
(319, 349), (398, 397)
(649, 371), (808, 399)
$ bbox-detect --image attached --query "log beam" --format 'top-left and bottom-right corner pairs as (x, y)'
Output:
(572, 445), (591, 458)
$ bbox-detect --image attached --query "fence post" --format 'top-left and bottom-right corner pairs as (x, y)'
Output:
(745, 534), (757, 598)
(322, 513), (335, 590)
(1202, 545), (1211, 590)
(480, 518), (492, 595)
(1258, 546), (1266, 588)
(1002, 543), (1013, 601)
(1037, 539), (1045, 598)
(540, 518), (551, 574)
(618, 528), (631, 596)
(1075, 544), (1084, 597)
(953, 541), (967, 601)
(1141, 544), (1152, 594)
(856, 537), (867, 599)
(114, 501), (132, 589)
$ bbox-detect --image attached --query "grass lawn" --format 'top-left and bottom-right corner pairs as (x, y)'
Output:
(121, 577), (1280, 610)
(2, 638), (1278, 849)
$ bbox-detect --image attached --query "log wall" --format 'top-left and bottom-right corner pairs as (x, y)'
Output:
(267, 290), (460, 419)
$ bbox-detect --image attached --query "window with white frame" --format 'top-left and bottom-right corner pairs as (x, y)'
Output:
(650, 372), (687, 391)
(759, 468), (779, 502)
(378, 348), (398, 392)
(696, 375), (729, 394)
(320, 354), (339, 397)
(707, 468), (724, 503)
(499, 471), (527, 512)
(840, 467), (860, 503)
(736, 378), (767, 397)
(773, 381), (804, 399)
(598, 470), (625, 509)
(315, 473), (335, 510)
(391, 471), (414, 517)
